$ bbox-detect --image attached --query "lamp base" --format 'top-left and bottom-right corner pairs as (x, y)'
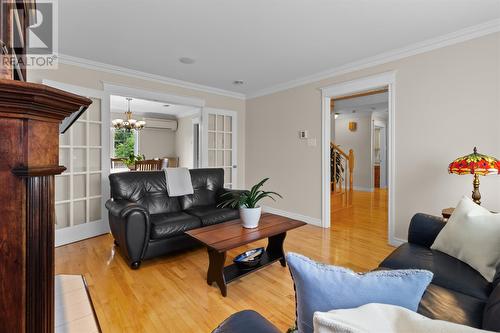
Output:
(472, 174), (481, 205)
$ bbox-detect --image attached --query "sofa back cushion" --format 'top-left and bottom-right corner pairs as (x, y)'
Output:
(179, 168), (224, 210)
(109, 171), (181, 214)
(408, 213), (446, 248)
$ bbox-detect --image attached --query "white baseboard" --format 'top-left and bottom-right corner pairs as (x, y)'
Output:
(353, 186), (374, 192)
(389, 237), (407, 247)
(262, 206), (322, 227)
(55, 221), (110, 247)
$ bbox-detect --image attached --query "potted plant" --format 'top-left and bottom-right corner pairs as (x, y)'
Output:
(219, 178), (282, 228)
(124, 153), (145, 170)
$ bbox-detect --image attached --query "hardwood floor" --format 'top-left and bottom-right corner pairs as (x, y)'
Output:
(55, 189), (393, 332)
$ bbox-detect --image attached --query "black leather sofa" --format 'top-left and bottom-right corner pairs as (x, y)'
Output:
(105, 168), (240, 269)
(213, 213), (500, 333)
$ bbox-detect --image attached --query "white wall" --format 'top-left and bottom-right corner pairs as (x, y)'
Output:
(246, 32), (500, 240)
(334, 115), (372, 190)
(140, 128), (176, 159)
(29, 63), (246, 187)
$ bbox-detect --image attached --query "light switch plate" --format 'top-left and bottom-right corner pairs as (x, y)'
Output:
(299, 130), (308, 139)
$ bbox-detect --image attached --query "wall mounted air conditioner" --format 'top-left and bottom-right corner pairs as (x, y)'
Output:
(143, 118), (178, 131)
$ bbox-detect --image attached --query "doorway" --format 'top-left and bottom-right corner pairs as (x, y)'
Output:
(321, 71), (397, 246)
(108, 94), (201, 170)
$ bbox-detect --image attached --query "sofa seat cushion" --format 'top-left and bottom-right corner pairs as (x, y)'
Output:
(150, 212), (201, 239)
(418, 283), (486, 328)
(185, 205), (239, 226)
(380, 243), (491, 300)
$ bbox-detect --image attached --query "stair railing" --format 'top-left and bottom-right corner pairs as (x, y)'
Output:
(331, 143), (354, 207)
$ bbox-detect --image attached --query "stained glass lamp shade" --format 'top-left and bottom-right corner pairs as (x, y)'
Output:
(448, 147), (500, 205)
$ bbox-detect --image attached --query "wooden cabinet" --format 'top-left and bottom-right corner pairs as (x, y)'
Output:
(0, 79), (91, 332)
(374, 165), (380, 188)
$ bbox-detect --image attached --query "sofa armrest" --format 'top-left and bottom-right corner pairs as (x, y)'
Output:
(407, 213), (446, 248)
(212, 310), (280, 333)
(105, 199), (151, 266)
(106, 199), (149, 218)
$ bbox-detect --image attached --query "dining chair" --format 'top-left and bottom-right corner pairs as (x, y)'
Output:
(111, 158), (127, 169)
(135, 159), (163, 171)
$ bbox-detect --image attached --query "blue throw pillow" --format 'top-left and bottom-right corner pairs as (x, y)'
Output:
(287, 252), (433, 333)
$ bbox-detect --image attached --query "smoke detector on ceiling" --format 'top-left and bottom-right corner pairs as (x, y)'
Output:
(179, 57), (195, 64)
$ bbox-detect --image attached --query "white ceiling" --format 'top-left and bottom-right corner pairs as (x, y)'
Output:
(334, 93), (388, 114)
(110, 95), (199, 119)
(59, 0), (500, 96)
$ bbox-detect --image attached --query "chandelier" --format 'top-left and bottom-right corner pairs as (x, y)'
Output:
(112, 98), (146, 131)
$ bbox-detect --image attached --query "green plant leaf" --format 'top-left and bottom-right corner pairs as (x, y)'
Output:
(248, 178), (269, 199)
(217, 178), (281, 210)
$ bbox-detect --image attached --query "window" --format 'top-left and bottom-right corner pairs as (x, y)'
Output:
(112, 129), (138, 158)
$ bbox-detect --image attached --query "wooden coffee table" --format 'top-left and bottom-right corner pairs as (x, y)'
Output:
(186, 213), (306, 296)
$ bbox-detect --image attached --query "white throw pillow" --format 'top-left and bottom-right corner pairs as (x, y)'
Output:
(431, 196), (500, 282)
(313, 303), (489, 333)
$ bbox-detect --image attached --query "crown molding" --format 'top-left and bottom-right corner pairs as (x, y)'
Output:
(247, 18), (500, 99)
(57, 54), (246, 100)
(57, 18), (500, 101)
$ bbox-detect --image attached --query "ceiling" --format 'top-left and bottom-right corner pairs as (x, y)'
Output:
(59, 0), (500, 96)
(334, 92), (388, 115)
(110, 95), (199, 119)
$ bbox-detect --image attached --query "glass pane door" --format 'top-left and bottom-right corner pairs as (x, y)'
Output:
(55, 97), (103, 230)
(204, 109), (237, 188)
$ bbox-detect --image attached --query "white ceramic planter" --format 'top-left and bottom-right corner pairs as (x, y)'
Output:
(239, 206), (262, 229)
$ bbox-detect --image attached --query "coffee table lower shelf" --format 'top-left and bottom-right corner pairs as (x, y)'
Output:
(224, 251), (286, 284)
(206, 232), (287, 297)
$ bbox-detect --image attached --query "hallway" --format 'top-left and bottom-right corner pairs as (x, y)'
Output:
(330, 189), (392, 271)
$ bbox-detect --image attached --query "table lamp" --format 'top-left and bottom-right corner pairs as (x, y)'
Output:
(448, 147), (500, 205)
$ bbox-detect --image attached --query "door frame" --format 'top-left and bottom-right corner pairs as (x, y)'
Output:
(43, 79), (112, 246)
(320, 71), (398, 246)
(201, 107), (238, 188)
(192, 116), (201, 168)
(103, 83), (204, 169)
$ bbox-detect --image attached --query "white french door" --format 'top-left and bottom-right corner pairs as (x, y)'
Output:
(44, 80), (110, 246)
(202, 108), (238, 188)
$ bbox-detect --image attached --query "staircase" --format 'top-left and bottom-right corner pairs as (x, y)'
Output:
(331, 143), (354, 209)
